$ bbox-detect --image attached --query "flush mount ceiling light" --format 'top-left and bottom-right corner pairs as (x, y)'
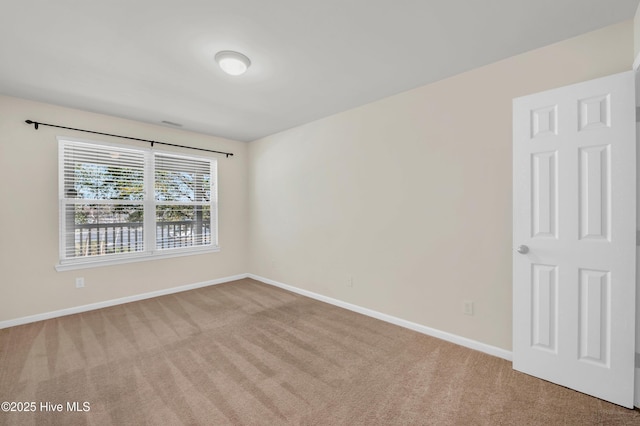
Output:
(215, 50), (251, 76)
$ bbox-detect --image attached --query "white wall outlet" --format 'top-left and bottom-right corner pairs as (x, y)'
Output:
(463, 300), (474, 316)
(75, 277), (85, 288)
(347, 275), (354, 288)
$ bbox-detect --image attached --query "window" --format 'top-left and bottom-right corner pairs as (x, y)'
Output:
(57, 138), (218, 270)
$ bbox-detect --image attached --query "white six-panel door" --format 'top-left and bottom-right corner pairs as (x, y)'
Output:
(513, 71), (636, 408)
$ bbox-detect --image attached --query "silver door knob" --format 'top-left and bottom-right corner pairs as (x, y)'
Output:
(516, 245), (529, 254)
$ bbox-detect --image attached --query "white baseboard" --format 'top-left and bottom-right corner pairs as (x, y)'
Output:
(0, 273), (249, 329)
(1, 272), (512, 362)
(248, 274), (513, 362)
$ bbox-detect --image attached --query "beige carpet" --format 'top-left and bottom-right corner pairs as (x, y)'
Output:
(1, 278), (638, 425)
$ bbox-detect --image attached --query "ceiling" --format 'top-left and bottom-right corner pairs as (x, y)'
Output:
(0, 0), (638, 142)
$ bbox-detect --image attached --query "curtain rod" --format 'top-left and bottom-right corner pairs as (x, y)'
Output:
(24, 119), (234, 158)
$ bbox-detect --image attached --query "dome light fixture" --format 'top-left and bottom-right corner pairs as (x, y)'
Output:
(215, 50), (251, 76)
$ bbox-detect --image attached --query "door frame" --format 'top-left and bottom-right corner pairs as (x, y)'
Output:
(634, 56), (640, 409)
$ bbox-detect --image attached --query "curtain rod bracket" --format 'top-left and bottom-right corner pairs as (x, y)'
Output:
(23, 119), (233, 157)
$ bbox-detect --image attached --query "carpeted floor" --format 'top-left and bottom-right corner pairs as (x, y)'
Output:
(1, 278), (638, 425)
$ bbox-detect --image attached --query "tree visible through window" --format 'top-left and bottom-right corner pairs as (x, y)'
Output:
(58, 139), (218, 266)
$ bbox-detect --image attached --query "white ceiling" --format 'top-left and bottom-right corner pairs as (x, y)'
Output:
(0, 0), (638, 142)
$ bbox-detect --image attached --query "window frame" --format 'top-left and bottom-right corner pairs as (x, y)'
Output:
(56, 136), (219, 272)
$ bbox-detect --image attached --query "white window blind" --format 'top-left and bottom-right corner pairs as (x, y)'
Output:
(154, 153), (215, 250)
(58, 138), (218, 268)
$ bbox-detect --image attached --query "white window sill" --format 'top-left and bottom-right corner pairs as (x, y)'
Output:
(55, 246), (221, 272)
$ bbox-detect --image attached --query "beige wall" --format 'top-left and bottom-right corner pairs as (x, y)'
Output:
(0, 96), (248, 322)
(248, 21), (634, 351)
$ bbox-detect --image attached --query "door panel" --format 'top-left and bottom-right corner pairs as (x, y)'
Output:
(531, 151), (558, 238)
(579, 145), (610, 241)
(513, 71), (636, 408)
(578, 268), (609, 365)
(531, 263), (558, 352)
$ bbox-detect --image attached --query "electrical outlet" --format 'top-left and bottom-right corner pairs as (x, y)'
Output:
(347, 275), (354, 288)
(463, 300), (474, 316)
(75, 277), (85, 288)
